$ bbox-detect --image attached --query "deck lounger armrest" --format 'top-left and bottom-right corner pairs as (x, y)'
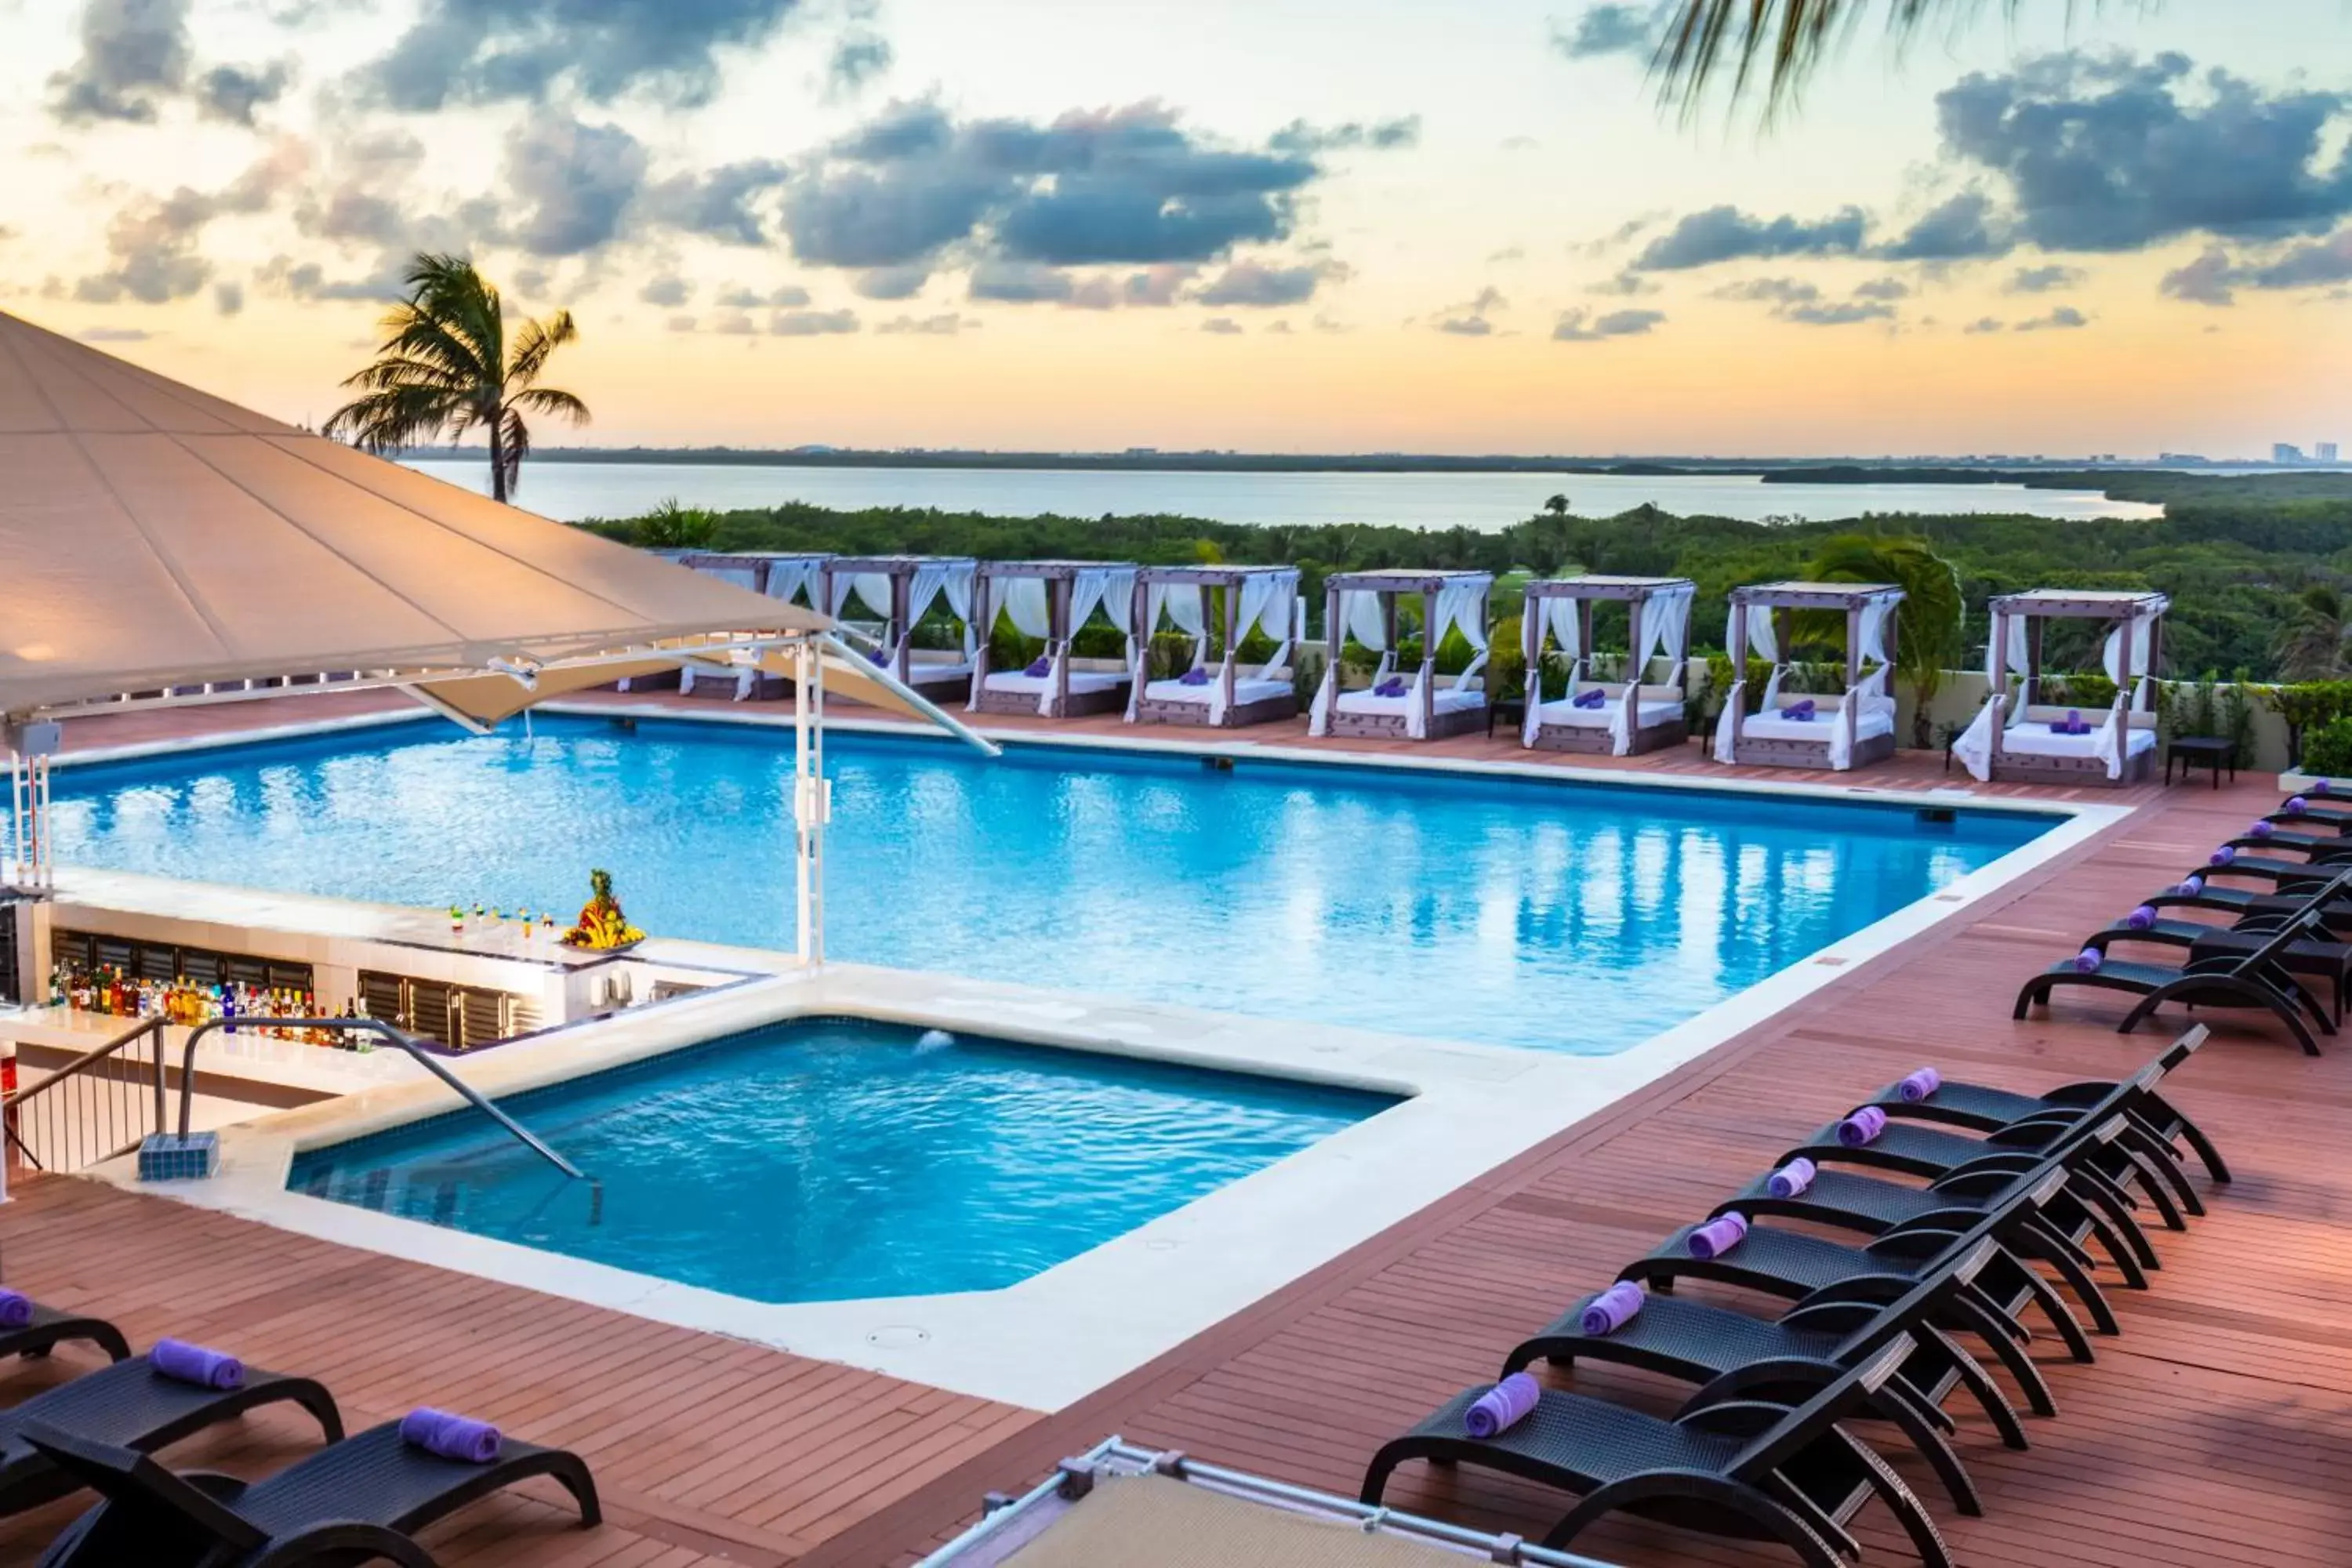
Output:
(1722, 1335), (1914, 1478)
(16, 1421), (269, 1552)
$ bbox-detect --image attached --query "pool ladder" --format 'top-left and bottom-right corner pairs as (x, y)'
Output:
(172, 1017), (588, 1182)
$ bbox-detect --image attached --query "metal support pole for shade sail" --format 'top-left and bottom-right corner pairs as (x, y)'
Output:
(794, 640), (829, 968)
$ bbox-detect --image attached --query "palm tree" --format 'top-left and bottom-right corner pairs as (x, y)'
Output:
(1544, 493), (1570, 516)
(1805, 533), (1965, 749)
(2274, 584), (2352, 681)
(325, 253), (588, 504)
(1653, 2), (2129, 118)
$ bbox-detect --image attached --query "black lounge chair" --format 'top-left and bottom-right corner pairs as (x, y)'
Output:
(1856, 1029), (2230, 1185)
(2145, 880), (2352, 936)
(2014, 909), (2332, 1054)
(27, 1417), (598, 1568)
(2082, 915), (2352, 1024)
(0, 1355), (341, 1519)
(1620, 1163), (2101, 1367)
(0, 1304), (129, 1369)
(1363, 1335), (1953, 1568)
(1503, 1237), (2023, 1518)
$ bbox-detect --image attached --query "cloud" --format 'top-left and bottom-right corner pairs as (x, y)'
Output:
(1585, 270), (1658, 296)
(712, 312), (757, 334)
(193, 60), (292, 125)
(1194, 260), (1334, 307)
(1853, 277), (1911, 301)
(78, 325), (154, 342)
(667, 313), (697, 332)
(1268, 115), (1421, 154)
(853, 263), (931, 299)
(827, 31), (893, 98)
(771, 308), (858, 335)
(2015, 304), (2090, 331)
(716, 284), (811, 308)
(1549, 3), (1664, 61)
(641, 159), (790, 245)
(258, 254), (411, 303)
(2161, 230), (2352, 306)
(74, 150), (296, 304)
(1784, 300), (1896, 327)
(1634, 205), (1868, 270)
(49, 0), (191, 123)
(1552, 307), (1664, 341)
(213, 280), (243, 315)
(783, 99), (1322, 276)
(1434, 286), (1505, 336)
(1963, 317), (2005, 334)
(1711, 277), (1820, 306)
(877, 312), (975, 334)
(2006, 263), (2085, 293)
(1936, 52), (2352, 254)
(1871, 191), (2008, 261)
(1201, 317), (1243, 334)
(362, 0), (805, 111)
(502, 114), (648, 256)
(639, 275), (692, 307)
(1123, 264), (1196, 306)
(968, 260), (1080, 303)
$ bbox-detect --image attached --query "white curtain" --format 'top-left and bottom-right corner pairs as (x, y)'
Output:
(2103, 603), (2165, 706)
(1715, 600), (1777, 764)
(833, 571), (894, 625)
(1238, 570), (1299, 681)
(998, 576), (1052, 639)
(764, 558), (820, 608)
(1985, 612), (2030, 688)
(2091, 695), (2131, 780)
(909, 561), (975, 662)
(1855, 594), (1897, 712)
(1524, 597), (1581, 748)
(1952, 693), (2005, 782)
(1646, 585), (1695, 686)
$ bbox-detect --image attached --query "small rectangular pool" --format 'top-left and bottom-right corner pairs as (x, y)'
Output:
(52, 714), (2060, 1052)
(288, 1018), (1393, 1303)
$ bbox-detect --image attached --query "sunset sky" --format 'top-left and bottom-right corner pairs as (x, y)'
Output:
(3, 0), (2348, 457)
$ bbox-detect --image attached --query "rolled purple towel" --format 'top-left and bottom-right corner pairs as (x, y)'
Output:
(2318, 779), (2334, 796)
(2251, 820), (2275, 839)
(1837, 1105), (1888, 1147)
(2074, 947), (2103, 974)
(1024, 655), (1051, 677)
(1896, 1067), (1942, 1102)
(2286, 797), (2310, 815)
(1374, 677), (1408, 698)
(1788, 699), (1815, 717)
(866, 647), (889, 666)
(400, 1407), (503, 1465)
(1578, 1281), (1646, 1336)
(1573, 688), (1606, 709)
(1686, 1211), (1749, 1261)
(2210, 845), (2237, 866)
(1178, 666), (1211, 686)
(1766, 1157), (1816, 1199)
(0, 1290), (30, 1330)
(151, 1338), (244, 1390)
(1463, 1373), (1541, 1439)
(2125, 905), (2158, 931)
(2178, 874), (2205, 897)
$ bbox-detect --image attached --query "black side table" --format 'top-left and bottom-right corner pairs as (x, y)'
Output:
(2167, 736), (2237, 789)
(1488, 697), (1526, 739)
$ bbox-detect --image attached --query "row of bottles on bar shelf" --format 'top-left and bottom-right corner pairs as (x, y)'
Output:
(49, 964), (372, 1050)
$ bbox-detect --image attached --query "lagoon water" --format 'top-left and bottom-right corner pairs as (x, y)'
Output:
(401, 459), (2161, 529)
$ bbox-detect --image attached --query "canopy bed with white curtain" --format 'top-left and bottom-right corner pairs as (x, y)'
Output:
(1126, 565), (1305, 728)
(669, 552), (831, 700)
(1309, 569), (1494, 742)
(815, 555), (979, 703)
(1951, 589), (2168, 786)
(967, 561), (1139, 719)
(1520, 575), (1697, 757)
(1711, 582), (1906, 772)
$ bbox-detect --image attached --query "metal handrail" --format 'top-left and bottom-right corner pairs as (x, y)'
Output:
(173, 1017), (586, 1182)
(2, 1016), (168, 1171)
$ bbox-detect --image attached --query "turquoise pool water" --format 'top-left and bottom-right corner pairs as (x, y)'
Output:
(50, 715), (2054, 1052)
(289, 1018), (1391, 1301)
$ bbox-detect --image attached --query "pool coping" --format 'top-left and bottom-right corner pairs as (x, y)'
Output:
(57, 702), (2128, 1411)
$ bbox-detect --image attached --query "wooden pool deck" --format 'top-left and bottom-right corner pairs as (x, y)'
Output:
(12, 694), (2347, 1567)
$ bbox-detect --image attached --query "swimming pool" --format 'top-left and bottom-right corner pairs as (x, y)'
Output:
(51, 714), (2056, 1052)
(288, 1017), (1391, 1302)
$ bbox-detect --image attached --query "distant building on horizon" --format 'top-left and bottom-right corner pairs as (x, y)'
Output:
(2275, 442), (2308, 464)
(2320, 442), (2342, 464)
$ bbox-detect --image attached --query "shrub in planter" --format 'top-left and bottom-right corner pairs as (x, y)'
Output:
(2300, 717), (2352, 781)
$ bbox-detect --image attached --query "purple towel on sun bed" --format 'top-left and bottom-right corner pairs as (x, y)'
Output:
(0, 1290), (30, 1330)
(2178, 874), (2205, 897)
(1463, 1373), (1541, 1439)
(2074, 948), (2103, 974)
(1374, 677), (1408, 698)
(1838, 1105), (1888, 1147)
(2211, 845), (2237, 866)
(1178, 666), (1211, 686)
(1897, 1067), (1942, 1102)
(2318, 780), (2335, 796)
(1573, 688), (1606, 709)
(151, 1338), (244, 1390)
(1686, 1212), (1750, 1261)
(2125, 905), (2158, 931)
(1767, 1158), (1817, 1198)
(1578, 1281), (1647, 1336)
(1024, 655), (1051, 677)
(867, 647), (889, 666)
(2250, 819), (2276, 840)
(2286, 797), (2310, 816)
(401, 1408), (503, 1465)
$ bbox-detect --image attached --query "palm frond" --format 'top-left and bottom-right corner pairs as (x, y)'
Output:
(506, 310), (579, 390)
(508, 386), (590, 424)
(496, 405), (532, 499)
(1653, 0), (2023, 121)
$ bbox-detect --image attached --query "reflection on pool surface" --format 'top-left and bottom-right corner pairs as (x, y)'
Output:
(52, 714), (2056, 1052)
(289, 1018), (1394, 1302)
